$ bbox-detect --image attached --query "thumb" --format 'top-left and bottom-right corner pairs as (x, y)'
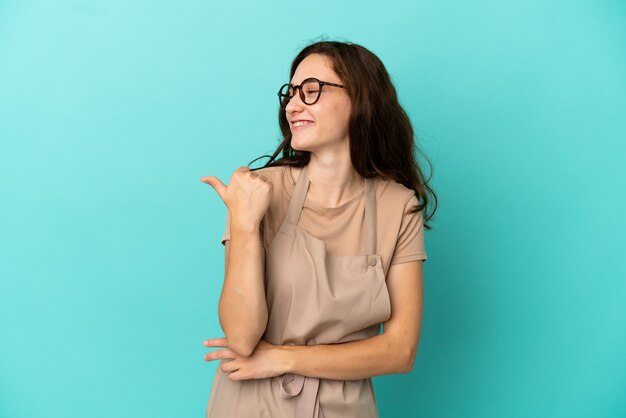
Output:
(200, 176), (227, 200)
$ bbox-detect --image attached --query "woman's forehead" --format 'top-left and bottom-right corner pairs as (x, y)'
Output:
(290, 54), (339, 85)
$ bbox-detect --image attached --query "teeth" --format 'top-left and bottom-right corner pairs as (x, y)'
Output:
(293, 121), (312, 127)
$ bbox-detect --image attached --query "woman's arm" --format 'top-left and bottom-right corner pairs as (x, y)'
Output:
(282, 332), (407, 380)
(218, 223), (268, 358)
(202, 167), (272, 359)
(281, 260), (424, 380)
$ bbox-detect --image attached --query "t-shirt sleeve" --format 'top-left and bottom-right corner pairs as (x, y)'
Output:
(389, 193), (428, 265)
(220, 210), (231, 246)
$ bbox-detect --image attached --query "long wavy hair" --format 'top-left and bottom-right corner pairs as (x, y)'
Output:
(248, 39), (437, 229)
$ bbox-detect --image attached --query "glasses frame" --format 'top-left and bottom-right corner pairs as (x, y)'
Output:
(277, 77), (345, 108)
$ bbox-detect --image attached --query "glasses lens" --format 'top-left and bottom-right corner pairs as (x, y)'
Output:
(279, 84), (293, 108)
(301, 79), (320, 104)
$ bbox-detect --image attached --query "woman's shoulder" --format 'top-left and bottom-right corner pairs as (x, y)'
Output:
(374, 175), (416, 202)
(254, 164), (302, 188)
(252, 165), (295, 204)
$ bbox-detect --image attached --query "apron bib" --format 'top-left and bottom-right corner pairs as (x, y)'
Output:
(263, 164), (392, 418)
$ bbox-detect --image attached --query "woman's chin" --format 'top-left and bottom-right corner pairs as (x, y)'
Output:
(291, 137), (313, 152)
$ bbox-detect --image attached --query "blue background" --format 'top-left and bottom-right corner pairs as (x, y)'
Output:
(1, 1), (625, 417)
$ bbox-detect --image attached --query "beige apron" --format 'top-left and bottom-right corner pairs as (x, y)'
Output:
(206, 164), (391, 418)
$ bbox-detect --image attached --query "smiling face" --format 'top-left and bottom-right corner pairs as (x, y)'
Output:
(285, 53), (352, 153)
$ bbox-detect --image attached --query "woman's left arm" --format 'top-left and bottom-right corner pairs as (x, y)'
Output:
(283, 260), (424, 380)
(204, 260), (424, 381)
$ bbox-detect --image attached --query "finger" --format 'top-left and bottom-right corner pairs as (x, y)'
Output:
(203, 337), (228, 347)
(221, 358), (239, 372)
(206, 348), (236, 359)
(223, 363), (239, 378)
(227, 370), (244, 381)
(204, 349), (236, 361)
(200, 176), (227, 200)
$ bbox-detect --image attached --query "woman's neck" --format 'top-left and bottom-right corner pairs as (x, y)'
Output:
(304, 159), (364, 208)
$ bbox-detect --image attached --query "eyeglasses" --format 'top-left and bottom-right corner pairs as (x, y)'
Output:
(277, 77), (345, 108)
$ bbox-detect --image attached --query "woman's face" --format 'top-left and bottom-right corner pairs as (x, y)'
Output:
(285, 53), (352, 153)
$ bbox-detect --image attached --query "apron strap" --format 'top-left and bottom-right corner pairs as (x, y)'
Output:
(279, 373), (323, 418)
(286, 164), (310, 226)
(364, 175), (376, 255)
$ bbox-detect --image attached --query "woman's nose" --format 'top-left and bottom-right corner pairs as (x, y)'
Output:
(285, 90), (306, 113)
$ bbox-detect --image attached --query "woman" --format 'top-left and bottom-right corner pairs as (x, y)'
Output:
(200, 40), (437, 417)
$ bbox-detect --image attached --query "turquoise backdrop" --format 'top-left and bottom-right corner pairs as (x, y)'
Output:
(1, 0), (624, 417)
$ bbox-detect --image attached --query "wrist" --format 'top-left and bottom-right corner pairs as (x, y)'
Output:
(231, 222), (261, 237)
(278, 344), (302, 374)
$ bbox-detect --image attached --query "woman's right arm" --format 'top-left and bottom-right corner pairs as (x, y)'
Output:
(219, 221), (268, 358)
(201, 166), (272, 358)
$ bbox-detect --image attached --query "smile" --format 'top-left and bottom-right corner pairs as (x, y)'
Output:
(292, 121), (314, 129)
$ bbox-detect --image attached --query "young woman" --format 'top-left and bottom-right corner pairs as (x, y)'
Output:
(200, 40), (437, 418)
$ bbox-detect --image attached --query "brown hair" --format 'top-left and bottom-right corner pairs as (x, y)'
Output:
(248, 38), (437, 229)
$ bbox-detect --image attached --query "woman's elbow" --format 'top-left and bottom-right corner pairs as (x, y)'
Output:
(227, 335), (262, 358)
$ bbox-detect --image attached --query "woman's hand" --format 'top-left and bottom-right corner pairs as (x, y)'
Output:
(200, 166), (273, 231)
(203, 337), (291, 381)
